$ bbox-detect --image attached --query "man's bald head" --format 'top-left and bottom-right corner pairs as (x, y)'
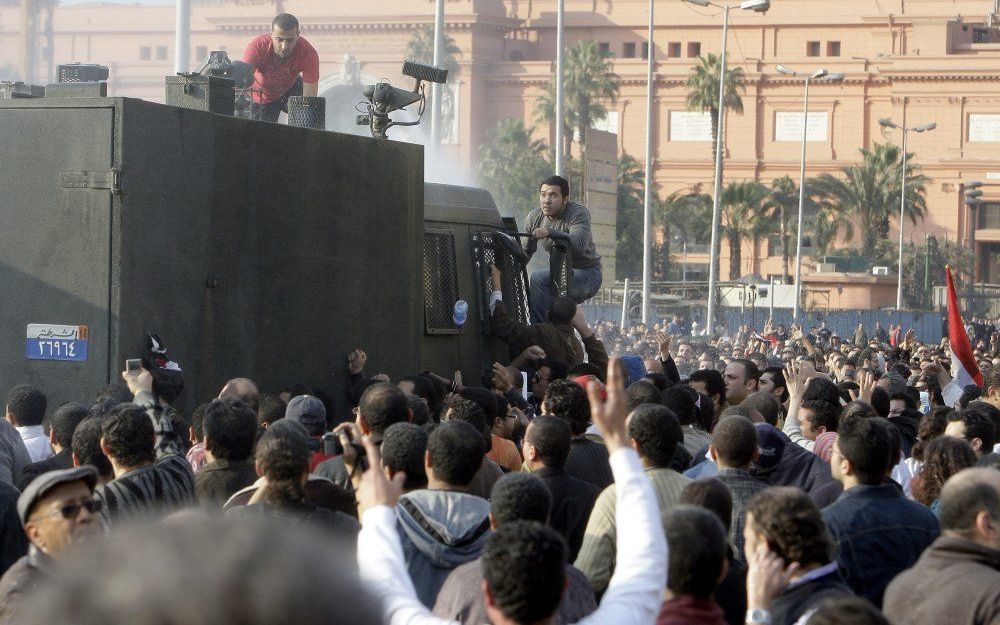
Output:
(218, 378), (260, 413)
(938, 468), (1000, 546)
(719, 405), (764, 424)
(740, 392), (782, 427)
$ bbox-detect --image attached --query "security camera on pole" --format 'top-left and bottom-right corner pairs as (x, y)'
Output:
(682, 0), (770, 336)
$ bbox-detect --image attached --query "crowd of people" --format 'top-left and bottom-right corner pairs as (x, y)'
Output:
(0, 293), (999, 625)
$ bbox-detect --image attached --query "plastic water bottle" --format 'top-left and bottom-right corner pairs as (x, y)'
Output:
(453, 300), (469, 327)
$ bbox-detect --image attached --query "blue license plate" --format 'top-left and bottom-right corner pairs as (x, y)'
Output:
(26, 324), (89, 362)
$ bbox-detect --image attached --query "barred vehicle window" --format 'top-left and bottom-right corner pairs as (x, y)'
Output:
(423, 230), (461, 334)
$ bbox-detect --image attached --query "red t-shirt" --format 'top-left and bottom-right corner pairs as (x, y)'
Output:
(241, 33), (320, 104)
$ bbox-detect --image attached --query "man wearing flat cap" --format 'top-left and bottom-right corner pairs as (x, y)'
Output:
(0, 466), (100, 624)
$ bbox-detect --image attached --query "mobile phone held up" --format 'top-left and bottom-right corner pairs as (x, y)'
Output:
(125, 358), (142, 373)
(322, 432), (344, 456)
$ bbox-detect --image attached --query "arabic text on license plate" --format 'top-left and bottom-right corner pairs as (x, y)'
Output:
(26, 324), (89, 362)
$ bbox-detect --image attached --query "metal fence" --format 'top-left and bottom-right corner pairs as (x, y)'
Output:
(581, 302), (946, 345)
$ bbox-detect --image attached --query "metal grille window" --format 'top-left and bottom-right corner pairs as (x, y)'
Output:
(472, 230), (531, 328)
(424, 230), (461, 333)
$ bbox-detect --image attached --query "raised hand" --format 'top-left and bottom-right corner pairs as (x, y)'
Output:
(857, 369), (875, 404)
(348, 349), (367, 375)
(122, 365), (154, 396)
(521, 345), (546, 361)
(783, 361), (801, 400)
(746, 545), (800, 612)
(655, 331), (673, 361)
(491, 362), (514, 393)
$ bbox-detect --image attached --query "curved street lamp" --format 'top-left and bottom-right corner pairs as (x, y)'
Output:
(879, 118), (937, 310)
(683, 0), (771, 335)
(775, 65), (844, 321)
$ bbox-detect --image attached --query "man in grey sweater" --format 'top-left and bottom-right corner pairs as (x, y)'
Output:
(524, 175), (602, 323)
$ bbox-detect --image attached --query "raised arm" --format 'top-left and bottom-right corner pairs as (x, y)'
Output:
(781, 361), (815, 452)
(490, 265), (533, 346)
(578, 359), (668, 625)
(656, 331), (681, 384)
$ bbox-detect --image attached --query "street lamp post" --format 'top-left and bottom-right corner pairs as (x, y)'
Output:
(965, 181), (984, 284)
(555, 0), (565, 176)
(641, 0), (656, 324)
(683, 238), (688, 282)
(430, 0), (446, 153)
(879, 118), (937, 310)
(175, 0), (191, 74)
(775, 65), (844, 321)
(683, 0), (770, 336)
(674, 234), (688, 282)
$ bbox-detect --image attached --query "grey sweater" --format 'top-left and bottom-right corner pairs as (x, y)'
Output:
(524, 201), (601, 269)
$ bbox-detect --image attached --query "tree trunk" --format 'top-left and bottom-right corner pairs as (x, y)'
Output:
(710, 108), (723, 181)
(780, 204), (789, 282)
(581, 124), (589, 205)
(711, 110), (726, 286)
(663, 224), (671, 280)
(728, 233), (741, 281)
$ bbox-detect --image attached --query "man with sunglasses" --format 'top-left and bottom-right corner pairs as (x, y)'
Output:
(0, 466), (100, 624)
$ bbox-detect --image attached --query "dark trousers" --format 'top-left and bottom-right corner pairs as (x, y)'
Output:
(251, 76), (303, 122)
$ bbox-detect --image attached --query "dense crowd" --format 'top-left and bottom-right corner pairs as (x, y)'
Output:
(0, 292), (999, 625)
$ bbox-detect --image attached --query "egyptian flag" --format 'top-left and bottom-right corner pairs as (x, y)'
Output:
(946, 266), (983, 387)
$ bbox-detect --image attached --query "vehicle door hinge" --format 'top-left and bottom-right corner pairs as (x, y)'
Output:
(60, 168), (121, 194)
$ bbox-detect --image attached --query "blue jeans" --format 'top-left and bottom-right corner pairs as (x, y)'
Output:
(529, 264), (602, 323)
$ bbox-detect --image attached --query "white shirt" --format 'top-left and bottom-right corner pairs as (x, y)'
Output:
(892, 457), (914, 497)
(17, 425), (52, 463)
(357, 448), (667, 625)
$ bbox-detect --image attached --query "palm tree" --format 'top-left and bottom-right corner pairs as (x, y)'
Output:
(659, 191), (712, 279)
(810, 142), (929, 259)
(809, 201), (855, 258)
(615, 155), (647, 279)
(476, 118), (552, 223)
(685, 53), (746, 162)
(763, 176), (814, 281)
(405, 24), (461, 78)
(719, 180), (769, 280)
(534, 40), (621, 162)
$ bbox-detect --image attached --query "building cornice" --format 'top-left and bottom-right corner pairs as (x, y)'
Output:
(208, 15), (521, 35)
(488, 67), (1000, 87)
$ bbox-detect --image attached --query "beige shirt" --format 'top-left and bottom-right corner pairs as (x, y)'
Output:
(575, 466), (691, 595)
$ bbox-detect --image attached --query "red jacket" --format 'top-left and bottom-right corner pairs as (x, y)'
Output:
(657, 596), (727, 625)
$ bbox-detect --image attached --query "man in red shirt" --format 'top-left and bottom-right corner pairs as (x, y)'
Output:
(241, 13), (320, 123)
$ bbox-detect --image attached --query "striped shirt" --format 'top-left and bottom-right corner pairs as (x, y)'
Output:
(716, 468), (769, 565)
(94, 454), (195, 525)
(564, 437), (614, 491)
